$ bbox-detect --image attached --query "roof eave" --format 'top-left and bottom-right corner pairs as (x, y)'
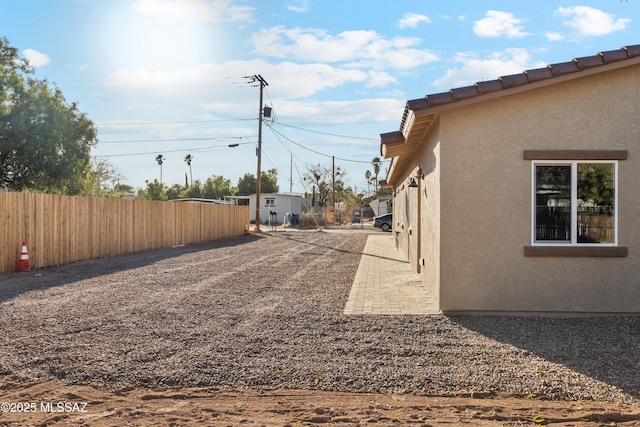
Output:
(404, 52), (640, 118)
(379, 44), (640, 189)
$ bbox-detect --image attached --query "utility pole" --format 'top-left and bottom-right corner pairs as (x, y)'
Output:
(245, 74), (268, 231)
(332, 155), (336, 222)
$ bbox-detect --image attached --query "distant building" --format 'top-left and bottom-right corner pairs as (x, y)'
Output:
(369, 195), (392, 216)
(249, 193), (310, 224)
(168, 198), (232, 205)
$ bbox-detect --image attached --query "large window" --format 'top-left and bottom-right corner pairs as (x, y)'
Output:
(533, 161), (617, 245)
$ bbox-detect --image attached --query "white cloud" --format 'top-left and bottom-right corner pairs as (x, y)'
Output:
(101, 58), (408, 127)
(269, 98), (405, 125)
(545, 32), (564, 41)
(67, 63), (90, 72)
(98, 119), (253, 141)
(104, 59), (394, 107)
(22, 49), (50, 67)
(286, 0), (310, 13)
(557, 6), (630, 36)
(398, 12), (431, 29)
(248, 26), (438, 70)
(433, 48), (545, 90)
(132, 0), (253, 23)
(473, 10), (529, 38)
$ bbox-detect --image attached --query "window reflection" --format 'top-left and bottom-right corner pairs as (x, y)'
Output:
(534, 163), (615, 244)
(536, 165), (571, 241)
(577, 163), (615, 243)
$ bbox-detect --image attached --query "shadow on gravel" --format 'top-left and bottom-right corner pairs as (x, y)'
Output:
(271, 232), (356, 254)
(451, 315), (640, 399)
(0, 234), (264, 304)
(270, 231), (407, 264)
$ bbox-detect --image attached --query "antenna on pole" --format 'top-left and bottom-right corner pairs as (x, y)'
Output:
(244, 74), (269, 231)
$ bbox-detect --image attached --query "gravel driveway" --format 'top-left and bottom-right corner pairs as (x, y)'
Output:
(1, 229), (639, 402)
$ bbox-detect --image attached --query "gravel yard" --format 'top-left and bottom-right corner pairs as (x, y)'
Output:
(1, 229), (639, 404)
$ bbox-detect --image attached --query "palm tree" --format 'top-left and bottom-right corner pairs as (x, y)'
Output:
(155, 154), (165, 184)
(184, 154), (193, 186)
(364, 170), (372, 196)
(371, 156), (382, 196)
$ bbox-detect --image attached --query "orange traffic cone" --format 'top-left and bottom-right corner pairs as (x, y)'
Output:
(17, 241), (31, 272)
(244, 224), (250, 235)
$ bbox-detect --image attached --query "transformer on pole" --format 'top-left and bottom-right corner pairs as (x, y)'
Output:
(245, 74), (269, 231)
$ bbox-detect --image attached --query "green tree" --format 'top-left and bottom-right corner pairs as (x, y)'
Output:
(139, 179), (167, 201)
(203, 175), (234, 199)
(0, 37), (98, 194)
(80, 158), (126, 197)
(341, 185), (365, 208)
(182, 180), (202, 198)
(166, 183), (185, 200)
(235, 173), (255, 196)
(114, 183), (135, 194)
(235, 169), (279, 196)
(578, 163), (615, 207)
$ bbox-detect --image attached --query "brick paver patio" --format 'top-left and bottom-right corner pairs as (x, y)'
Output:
(344, 234), (440, 315)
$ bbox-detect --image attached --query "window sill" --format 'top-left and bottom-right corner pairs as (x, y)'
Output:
(524, 246), (628, 257)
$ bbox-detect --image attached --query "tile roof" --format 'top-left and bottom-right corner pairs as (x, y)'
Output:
(382, 44), (640, 187)
(406, 44), (640, 114)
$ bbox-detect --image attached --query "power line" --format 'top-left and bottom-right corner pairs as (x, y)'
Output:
(274, 121), (380, 141)
(261, 90), (387, 165)
(99, 136), (256, 144)
(267, 125), (307, 165)
(267, 124), (385, 165)
(267, 124), (331, 158)
(96, 116), (378, 143)
(93, 141), (254, 158)
(96, 118), (255, 126)
(264, 88), (380, 141)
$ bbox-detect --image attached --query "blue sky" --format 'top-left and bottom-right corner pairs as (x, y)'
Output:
(1, 0), (639, 194)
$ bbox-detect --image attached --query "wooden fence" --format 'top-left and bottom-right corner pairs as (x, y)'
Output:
(0, 192), (250, 273)
(536, 206), (615, 243)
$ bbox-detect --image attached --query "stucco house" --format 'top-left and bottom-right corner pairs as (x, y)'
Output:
(380, 44), (640, 315)
(369, 195), (392, 217)
(249, 193), (308, 224)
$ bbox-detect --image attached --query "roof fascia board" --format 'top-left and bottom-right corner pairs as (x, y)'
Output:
(402, 108), (416, 137)
(407, 57), (640, 117)
(386, 157), (398, 185)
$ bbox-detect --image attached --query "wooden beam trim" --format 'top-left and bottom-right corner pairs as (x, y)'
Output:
(523, 150), (628, 160)
(524, 246), (628, 257)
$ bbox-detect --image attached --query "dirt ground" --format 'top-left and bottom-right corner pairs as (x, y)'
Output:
(2, 230), (640, 426)
(1, 379), (640, 426)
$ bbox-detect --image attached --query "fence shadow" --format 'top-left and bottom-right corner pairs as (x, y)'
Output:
(451, 315), (640, 398)
(270, 231), (408, 264)
(0, 234), (264, 304)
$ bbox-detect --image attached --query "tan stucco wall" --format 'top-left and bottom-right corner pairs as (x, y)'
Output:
(419, 122), (441, 304)
(433, 64), (640, 314)
(392, 118), (442, 307)
(392, 176), (420, 273)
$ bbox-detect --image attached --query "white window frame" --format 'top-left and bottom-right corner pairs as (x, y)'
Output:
(531, 160), (618, 247)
